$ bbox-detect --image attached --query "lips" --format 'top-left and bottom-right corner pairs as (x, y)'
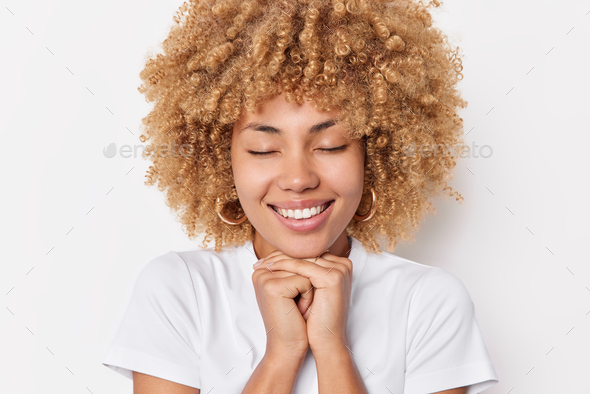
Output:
(269, 199), (335, 232)
(268, 198), (335, 211)
(270, 200), (334, 219)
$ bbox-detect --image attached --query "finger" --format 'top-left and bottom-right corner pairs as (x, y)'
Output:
(263, 270), (314, 317)
(252, 266), (298, 285)
(261, 249), (351, 274)
(320, 252), (353, 273)
(256, 268), (311, 295)
(262, 257), (333, 281)
(259, 249), (283, 261)
(255, 268), (298, 280)
(311, 254), (350, 277)
(279, 274), (314, 306)
(257, 255), (349, 281)
(315, 256), (351, 278)
(257, 251), (322, 266)
(302, 305), (312, 321)
(295, 280), (314, 316)
(253, 252), (290, 270)
(266, 254), (344, 274)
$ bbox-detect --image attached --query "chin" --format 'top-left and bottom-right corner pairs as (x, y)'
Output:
(274, 239), (329, 259)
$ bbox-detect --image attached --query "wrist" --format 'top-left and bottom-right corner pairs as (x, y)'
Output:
(310, 341), (350, 359)
(263, 347), (308, 378)
(243, 346), (307, 393)
(265, 344), (309, 363)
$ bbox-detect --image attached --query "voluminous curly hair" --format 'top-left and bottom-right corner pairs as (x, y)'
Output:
(138, 0), (466, 254)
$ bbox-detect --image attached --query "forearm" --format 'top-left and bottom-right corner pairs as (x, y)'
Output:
(313, 345), (368, 394)
(242, 350), (306, 394)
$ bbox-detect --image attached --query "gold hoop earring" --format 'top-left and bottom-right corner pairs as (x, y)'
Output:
(353, 188), (376, 222)
(216, 196), (248, 225)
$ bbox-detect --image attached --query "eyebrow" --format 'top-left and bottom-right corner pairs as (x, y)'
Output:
(239, 118), (337, 135)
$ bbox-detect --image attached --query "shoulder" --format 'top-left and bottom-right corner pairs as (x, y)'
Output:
(361, 248), (436, 291)
(413, 266), (473, 308)
(362, 249), (473, 311)
(139, 244), (250, 292)
(135, 245), (232, 287)
(424, 265), (471, 289)
(138, 244), (233, 274)
(130, 251), (197, 306)
(407, 266), (475, 327)
(174, 245), (239, 267)
(138, 251), (189, 281)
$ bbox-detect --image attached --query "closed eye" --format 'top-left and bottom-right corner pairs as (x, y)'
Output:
(248, 145), (347, 156)
(322, 145), (347, 152)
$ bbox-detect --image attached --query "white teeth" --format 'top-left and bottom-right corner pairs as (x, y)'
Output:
(273, 202), (330, 220)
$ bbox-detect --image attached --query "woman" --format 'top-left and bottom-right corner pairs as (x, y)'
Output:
(102, 0), (499, 393)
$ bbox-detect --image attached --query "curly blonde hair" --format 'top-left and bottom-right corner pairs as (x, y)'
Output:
(138, 0), (466, 254)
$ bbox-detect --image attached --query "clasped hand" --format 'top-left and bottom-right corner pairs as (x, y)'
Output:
(251, 250), (352, 357)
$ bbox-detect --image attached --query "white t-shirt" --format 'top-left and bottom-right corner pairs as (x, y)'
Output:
(101, 235), (498, 393)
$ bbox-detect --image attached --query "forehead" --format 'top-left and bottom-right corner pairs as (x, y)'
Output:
(233, 93), (343, 136)
(237, 118), (339, 138)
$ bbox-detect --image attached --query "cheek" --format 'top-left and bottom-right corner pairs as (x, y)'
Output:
(328, 154), (364, 190)
(321, 160), (364, 216)
(231, 155), (272, 205)
(231, 150), (249, 200)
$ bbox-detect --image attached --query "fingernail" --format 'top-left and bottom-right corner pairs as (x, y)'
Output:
(253, 258), (264, 267)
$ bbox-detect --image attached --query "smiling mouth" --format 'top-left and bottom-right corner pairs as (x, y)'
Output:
(270, 200), (334, 220)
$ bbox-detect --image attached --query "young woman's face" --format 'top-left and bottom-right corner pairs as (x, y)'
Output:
(231, 92), (365, 259)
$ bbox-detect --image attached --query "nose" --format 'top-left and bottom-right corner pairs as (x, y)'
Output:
(276, 151), (320, 193)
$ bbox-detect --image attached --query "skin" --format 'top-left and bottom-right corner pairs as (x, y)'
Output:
(133, 92), (468, 393)
(133, 370), (467, 394)
(230, 91), (365, 262)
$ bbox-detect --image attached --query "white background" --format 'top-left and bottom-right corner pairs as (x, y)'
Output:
(1, 0), (589, 393)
